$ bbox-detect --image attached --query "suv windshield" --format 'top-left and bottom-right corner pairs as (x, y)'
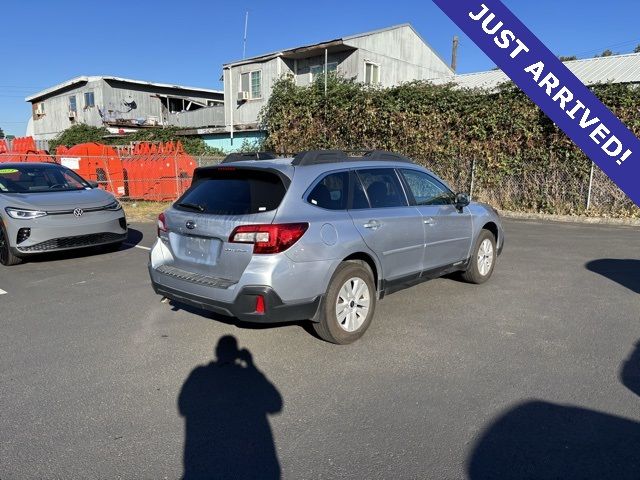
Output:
(0, 164), (89, 193)
(176, 168), (287, 215)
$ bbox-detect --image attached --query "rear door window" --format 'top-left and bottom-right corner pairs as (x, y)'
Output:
(177, 169), (287, 215)
(356, 168), (408, 208)
(350, 171), (370, 209)
(307, 171), (349, 210)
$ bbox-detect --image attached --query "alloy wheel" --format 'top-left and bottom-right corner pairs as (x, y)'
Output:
(335, 276), (371, 332)
(477, 238), (494, 276)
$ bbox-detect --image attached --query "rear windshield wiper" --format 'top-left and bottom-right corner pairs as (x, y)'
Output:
(177, 202), (205, 212)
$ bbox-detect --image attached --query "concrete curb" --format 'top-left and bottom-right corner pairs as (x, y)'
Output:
(499, 210), (640, 226)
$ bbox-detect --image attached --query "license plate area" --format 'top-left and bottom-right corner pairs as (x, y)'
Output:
(175, 234), (221, 265)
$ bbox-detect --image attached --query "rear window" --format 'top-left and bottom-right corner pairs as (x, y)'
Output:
(176, 169), (287, 215)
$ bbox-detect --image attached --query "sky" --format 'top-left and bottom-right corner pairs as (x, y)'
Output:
(1, 0), (639, 136)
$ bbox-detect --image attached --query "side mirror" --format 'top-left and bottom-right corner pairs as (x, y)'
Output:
(455, 192), (470, 210)
(88, 181), (100, 189)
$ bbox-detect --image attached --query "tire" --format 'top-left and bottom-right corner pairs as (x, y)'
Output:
(0, 223), (22, 266)
(461, 229), (496, 284)
(313, 261), (377, 344)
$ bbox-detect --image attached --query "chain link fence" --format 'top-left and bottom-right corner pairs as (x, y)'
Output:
(0, 152), (637, 217)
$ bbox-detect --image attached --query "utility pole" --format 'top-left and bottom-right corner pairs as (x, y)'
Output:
(451, 35), (459, 72)
(243, 11), (249, 59)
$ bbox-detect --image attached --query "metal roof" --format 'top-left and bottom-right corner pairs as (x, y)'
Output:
(26, 76), (222, 102)
(223, 23), (452, 73)
(434, 52), (640, 90)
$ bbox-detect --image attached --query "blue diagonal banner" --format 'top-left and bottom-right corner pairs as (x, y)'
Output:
(433, 0), (640, 207)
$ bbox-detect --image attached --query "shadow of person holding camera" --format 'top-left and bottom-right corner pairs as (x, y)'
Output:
(178, 336), (283, 480)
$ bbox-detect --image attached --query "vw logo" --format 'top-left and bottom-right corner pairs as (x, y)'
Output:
(73, 208), (84, 217)
(185, 220), (196, 230)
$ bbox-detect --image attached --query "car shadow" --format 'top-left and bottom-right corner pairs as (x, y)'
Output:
(124, 227), (144, 247)
(167, 299), (320, 337)
(467, 341), (640, 479)
(178, 336), (282, 480)
(17, 227), (145, 263)
(467, 400), (640, 479)
(585, 259), (640, 294)
(621, 341), (640, 398)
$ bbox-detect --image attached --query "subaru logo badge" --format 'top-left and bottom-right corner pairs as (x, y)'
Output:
(186, 220), (196, 230)
(73, 208), (84, 217)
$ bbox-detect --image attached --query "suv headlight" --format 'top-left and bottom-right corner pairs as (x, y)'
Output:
(105, 201), (123, 211)
(5, 207), (48, 220)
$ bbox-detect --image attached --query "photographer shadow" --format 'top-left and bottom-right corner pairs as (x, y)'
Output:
(178, 336), (283, 480)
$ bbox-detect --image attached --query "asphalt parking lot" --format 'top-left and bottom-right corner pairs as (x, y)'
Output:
(0, 218), (638, 479)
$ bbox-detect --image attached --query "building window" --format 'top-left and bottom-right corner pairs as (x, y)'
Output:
(310, 62), (338, 82)
(240, 70), (262, 100)
(69, 96), (77, 112)
(34, 102), (45, 116)
(250, 71), (262, 99)
(365, 62), (380, 85)
(84, 91), (95, 108)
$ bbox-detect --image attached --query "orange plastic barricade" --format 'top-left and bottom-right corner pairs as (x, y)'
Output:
(57, 143), (126, 197)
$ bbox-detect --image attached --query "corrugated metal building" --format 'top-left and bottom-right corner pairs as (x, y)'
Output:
(202, 24), (454, 151)
(26, 76), (224, 140)
(434, 52), (640, 90)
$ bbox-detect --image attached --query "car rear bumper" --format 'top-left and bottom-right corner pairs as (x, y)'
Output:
(150, 273), (322, 324)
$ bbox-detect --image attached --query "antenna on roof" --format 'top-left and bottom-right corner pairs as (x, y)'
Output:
(243, 11), (249, 59)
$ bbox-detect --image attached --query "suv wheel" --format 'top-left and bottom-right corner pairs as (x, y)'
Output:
(461, 229), (496, 284)
(0, 224), (22, 266)
(314, 261), (377, 344)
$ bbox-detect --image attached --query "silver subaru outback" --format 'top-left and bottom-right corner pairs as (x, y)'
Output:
(149, 150), (504, 344)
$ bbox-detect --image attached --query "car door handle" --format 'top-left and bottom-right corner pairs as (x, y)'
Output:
(363, 220), (382, 230)
(424, 217), (435, 226)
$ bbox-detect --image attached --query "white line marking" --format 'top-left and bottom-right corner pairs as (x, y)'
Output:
(0, 289), (7, 295)
(124, 243), (151, 251)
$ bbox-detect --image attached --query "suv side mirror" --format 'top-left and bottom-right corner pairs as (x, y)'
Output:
(88, 181), (100, 189)
(455, 192), (470, 210)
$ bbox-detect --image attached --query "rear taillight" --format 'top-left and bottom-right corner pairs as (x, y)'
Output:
(229, 223), (308, 254)
(157, 212), (168, 237)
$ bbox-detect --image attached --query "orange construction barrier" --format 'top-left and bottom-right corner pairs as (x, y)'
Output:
(56, 143), (126, 197)
(0, 136), (51, 163)
(120, 141), (197, 201)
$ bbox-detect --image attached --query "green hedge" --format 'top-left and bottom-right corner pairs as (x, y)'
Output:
(260, 76), (639, 217)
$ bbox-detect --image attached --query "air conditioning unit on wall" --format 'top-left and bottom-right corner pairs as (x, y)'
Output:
(35, 103), (45, 115)
(68, 111), (77, 119)
(237, 91), (250, 102)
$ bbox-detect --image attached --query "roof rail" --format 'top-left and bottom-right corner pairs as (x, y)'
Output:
(292, 150), (348, 166)
(221, 151), (277, 163)
(363, 150), (413, 163)
(291, 149), (415, 166)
